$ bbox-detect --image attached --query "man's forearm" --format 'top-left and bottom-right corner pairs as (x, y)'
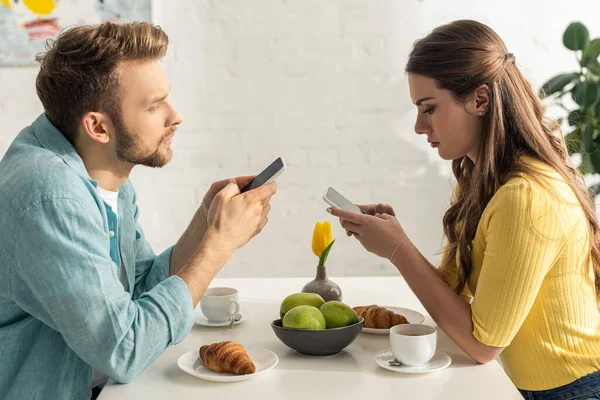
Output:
(170, 207), (208, 276)
(177, 231), (232, 306)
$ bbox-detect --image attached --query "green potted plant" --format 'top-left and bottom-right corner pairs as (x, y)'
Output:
(540, 21), (600, 195)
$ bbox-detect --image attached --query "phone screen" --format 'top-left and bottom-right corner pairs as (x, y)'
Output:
(240, 157), (286, 193)
(324, 187), (365, 214)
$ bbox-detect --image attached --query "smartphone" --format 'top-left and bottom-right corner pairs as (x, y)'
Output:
(323, 187), (365, 214)
(240, 157), (287, 193)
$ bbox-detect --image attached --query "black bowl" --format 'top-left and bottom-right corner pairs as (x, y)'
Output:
(270, 317), (364, 356)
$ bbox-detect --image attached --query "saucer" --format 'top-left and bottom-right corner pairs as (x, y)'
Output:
(361, 307), (425, 334)
(375, 349), (451, 374)
(194, 309), (249, 327)
(177, 347), (278, 382)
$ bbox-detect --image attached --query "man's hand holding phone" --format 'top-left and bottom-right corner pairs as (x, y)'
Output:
(205, 180), (276, 254)
(200, 157), (287, 222)
(200, 176), (256, 222)
(199, 157), (287, 253)
(175, 158), (285, 305)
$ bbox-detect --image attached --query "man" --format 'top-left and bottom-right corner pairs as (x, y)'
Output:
(0, 21), (276, 400)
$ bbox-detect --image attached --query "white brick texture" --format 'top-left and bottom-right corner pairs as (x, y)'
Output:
(0, 0), (598, 278)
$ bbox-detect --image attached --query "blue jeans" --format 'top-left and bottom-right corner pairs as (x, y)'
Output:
(520, 371), (600, 400)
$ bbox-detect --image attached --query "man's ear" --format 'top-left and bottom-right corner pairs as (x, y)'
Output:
(465, 84), (490, 117)
(81, 112), (112, 144)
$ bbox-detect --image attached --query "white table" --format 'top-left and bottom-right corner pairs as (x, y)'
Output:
(98, 277), (523, 399)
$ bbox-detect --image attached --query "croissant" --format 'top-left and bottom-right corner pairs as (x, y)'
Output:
(199, 341), (256, 375)
(353, 305), (408, 329)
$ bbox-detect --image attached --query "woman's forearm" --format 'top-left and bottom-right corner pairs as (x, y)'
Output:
(391, 240), (502, 363)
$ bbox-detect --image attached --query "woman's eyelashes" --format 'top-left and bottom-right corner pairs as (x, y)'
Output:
(423, 105), (436, 115)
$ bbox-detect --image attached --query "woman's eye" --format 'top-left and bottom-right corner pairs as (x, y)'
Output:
(423, 106), (435, 115)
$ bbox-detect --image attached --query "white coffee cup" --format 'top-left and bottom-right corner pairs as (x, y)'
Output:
(200, 287), (241, 322)
(390, 324), (437, 366)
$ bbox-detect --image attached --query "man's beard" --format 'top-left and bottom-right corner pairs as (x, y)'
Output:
(112, 112), (174, 168)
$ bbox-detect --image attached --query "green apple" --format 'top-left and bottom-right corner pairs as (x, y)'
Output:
(319, 301), (360, 329)
(280, 293), (325, 319)
(282, 305), (326, 330)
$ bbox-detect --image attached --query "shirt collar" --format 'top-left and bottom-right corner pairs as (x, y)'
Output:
(32, 113), (99, 188)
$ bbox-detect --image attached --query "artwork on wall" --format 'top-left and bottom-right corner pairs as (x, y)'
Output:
(0, 0), (152, 66)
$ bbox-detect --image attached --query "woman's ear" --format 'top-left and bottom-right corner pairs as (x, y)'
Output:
(465, 84), (490, 117)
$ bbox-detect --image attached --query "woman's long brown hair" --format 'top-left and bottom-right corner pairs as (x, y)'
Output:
(406, 20), (600, 302)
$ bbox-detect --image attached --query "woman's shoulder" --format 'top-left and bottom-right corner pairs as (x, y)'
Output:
(484, 157), (585, 235)
(504, 156), (578, 203)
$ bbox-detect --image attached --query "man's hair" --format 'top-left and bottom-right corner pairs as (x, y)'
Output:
(35, 21), (169, 143)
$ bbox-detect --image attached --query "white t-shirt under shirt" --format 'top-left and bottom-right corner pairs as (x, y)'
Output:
(91, 187), (129, 391)
(94, 186), (128, 291)
(96, 186), (119, 217)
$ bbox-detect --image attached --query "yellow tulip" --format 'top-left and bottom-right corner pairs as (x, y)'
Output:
(312, 222), (322, 257)
(312, 221), (334, 266)
(322, 221), (332, 251)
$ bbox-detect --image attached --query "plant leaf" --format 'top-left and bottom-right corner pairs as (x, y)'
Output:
(572, 81), (600, 108)
(579, 153), (594, 175)
(590, 142), (600, 173)
(582, 124), (594, 153)
(582, 38), (600, 67)
(539, 73), (580, 97)
(319, 240), (335, 267)
(563, 22), (590, 51)
(590, 60), (600, 76)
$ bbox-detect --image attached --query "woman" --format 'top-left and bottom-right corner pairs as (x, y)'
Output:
(327, 20), (600, 399)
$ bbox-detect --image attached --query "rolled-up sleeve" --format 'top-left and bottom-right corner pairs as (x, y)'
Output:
(9, 196), (194, 383)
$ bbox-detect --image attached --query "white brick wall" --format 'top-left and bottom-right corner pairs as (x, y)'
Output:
(1, 0), (598, 278)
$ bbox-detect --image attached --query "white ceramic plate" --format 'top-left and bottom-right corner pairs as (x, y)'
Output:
(193, 309), (249, 327)
(375, 349), (451, 374)
(177, 347), (279, 383)
(360, 306), (425, 334)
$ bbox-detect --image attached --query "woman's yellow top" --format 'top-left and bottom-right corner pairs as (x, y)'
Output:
(439, 157), (600, 390)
